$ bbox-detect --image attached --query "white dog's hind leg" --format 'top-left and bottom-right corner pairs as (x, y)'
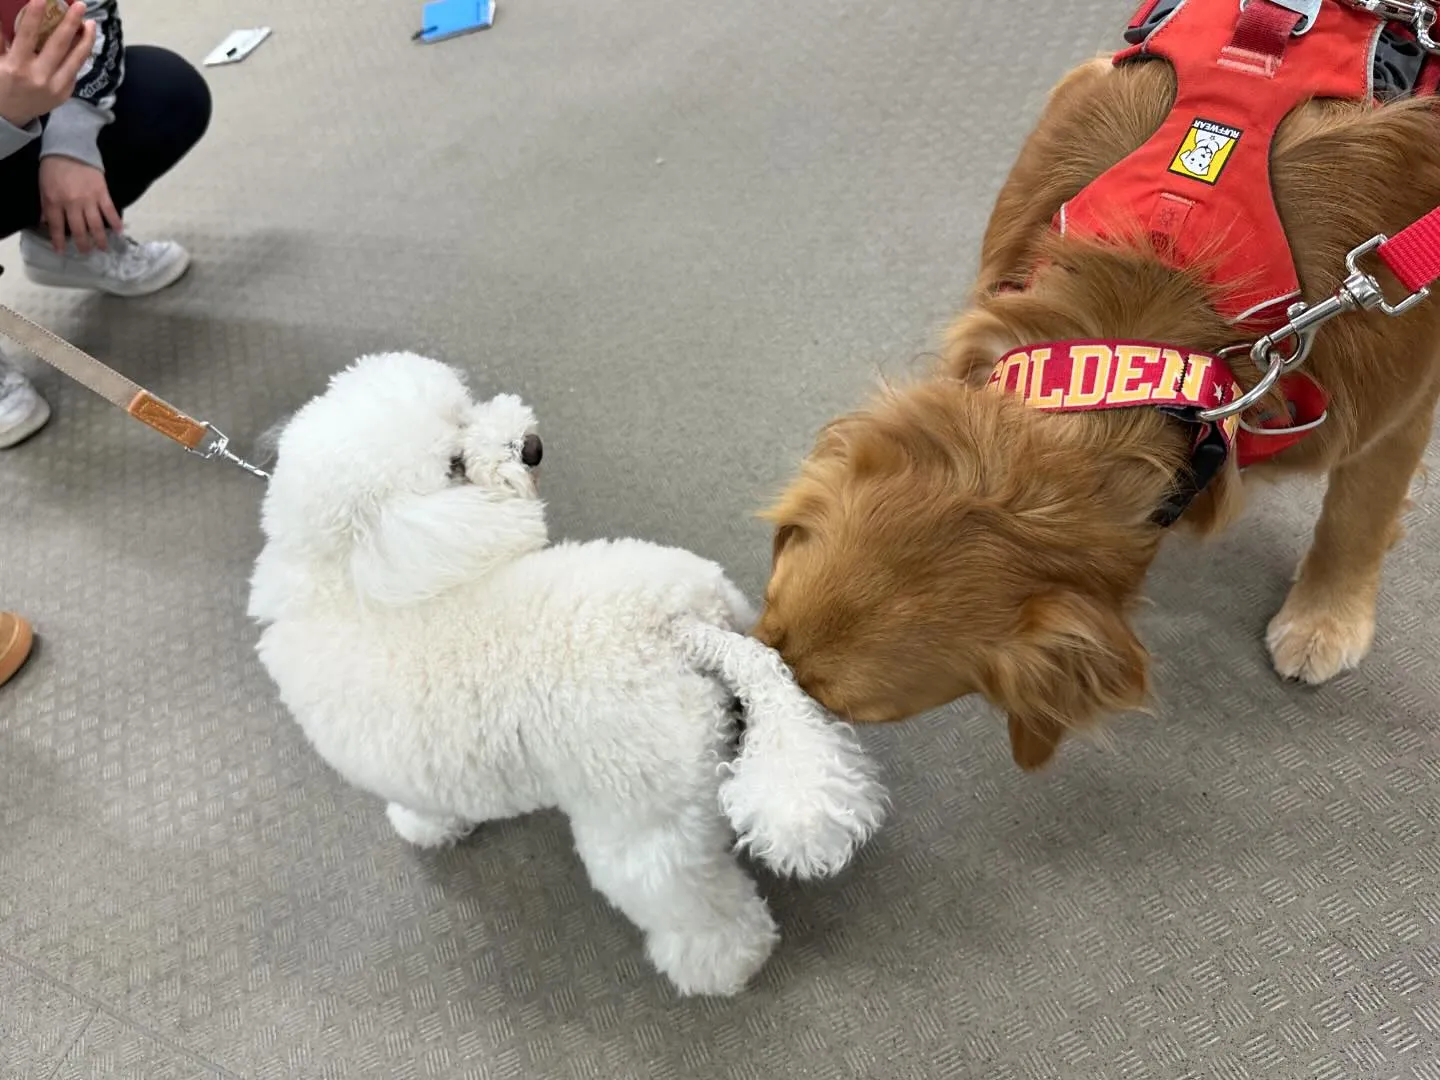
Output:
(386, 803), (475, 848)
(570, 809), (778, 996)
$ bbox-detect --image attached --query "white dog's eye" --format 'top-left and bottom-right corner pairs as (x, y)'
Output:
(448, 454), (468, 482)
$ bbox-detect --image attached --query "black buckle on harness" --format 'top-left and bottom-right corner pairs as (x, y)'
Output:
(1151, 408), (1231, 527)
(1125, 0), (1185, 44)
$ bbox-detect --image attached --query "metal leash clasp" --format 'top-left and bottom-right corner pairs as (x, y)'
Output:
(1344, 0), (1440, 51)
(1198, 234), (1428, 422)
(190, 424), (271, 480)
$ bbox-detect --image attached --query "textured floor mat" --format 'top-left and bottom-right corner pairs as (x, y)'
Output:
(3, 1), (1440, 1077)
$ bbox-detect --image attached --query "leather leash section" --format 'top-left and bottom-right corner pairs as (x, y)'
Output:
(0, 301), (269, 479)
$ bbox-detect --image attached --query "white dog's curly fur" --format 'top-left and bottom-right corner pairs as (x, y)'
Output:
(248, 352), (887, 996)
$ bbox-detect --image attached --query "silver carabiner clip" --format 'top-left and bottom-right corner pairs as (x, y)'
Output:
(1344, 0), (1440, 52)
(190, 424), (271, 480)
(1198, 234), (1431, 423)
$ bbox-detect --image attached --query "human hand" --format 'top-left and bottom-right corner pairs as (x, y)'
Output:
(0, 1), (94, 129)
(38, 155), (120, 253)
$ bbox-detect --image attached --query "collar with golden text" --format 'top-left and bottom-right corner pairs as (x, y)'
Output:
(986, 339), (1241, 526)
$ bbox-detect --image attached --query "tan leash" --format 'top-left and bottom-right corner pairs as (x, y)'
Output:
(0, 302), (269, 479)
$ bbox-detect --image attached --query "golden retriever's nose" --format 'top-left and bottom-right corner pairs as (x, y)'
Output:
(521, 433), (543, 468)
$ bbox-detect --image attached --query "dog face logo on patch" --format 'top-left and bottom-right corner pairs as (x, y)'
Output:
(1168, 119), (1241, 185)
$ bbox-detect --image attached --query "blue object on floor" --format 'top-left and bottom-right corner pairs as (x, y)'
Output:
(414, 0), (495, 43)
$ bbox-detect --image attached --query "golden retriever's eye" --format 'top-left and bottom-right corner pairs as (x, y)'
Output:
(448, 454), (468, 482)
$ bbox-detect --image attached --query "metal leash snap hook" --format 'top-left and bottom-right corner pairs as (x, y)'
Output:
(1253, 233), (1425, 373)
(1422, 6), (1440, 50)
(1345, 0), (1440, 52)
(1199, 231), (1431, 425)
(1345, 234), (1432, 315)
(189, 424), (270, 480)
(1248, 299), (1331, 377)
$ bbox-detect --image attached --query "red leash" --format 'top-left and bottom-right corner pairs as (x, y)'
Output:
(1224, 209), (1439, 435)
(1378, 204), (1440, 295)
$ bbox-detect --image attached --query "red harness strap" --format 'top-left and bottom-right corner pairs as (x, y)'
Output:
(1063, 0), (1380, 327)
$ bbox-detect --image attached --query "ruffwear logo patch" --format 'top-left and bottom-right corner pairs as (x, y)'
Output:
(1167, 119), (1241, 185)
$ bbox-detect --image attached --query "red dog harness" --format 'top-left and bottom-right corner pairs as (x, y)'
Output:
(1068, 0), (1384, 327)
(988, 0), (1440, 524)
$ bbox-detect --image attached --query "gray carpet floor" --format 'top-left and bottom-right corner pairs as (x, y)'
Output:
(4, 1), (1440, 1077)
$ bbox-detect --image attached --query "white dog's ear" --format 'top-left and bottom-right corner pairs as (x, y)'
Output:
(350, 488), (548, 606)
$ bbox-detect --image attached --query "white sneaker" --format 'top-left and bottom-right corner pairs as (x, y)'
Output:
(0, 359), (50, 448)
(20, 229), (190, 297)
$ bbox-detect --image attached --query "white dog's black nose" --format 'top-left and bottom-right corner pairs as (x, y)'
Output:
(521, 433), (543, 468)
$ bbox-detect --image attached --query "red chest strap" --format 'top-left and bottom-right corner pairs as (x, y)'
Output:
(1059, 0), (1381, 328)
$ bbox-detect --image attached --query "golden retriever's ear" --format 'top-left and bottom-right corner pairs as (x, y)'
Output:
(772, 523), (800, 568)
(985, 590), (1150, 771)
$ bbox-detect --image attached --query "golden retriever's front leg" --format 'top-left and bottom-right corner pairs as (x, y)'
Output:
(1267, 393), (1438, 684)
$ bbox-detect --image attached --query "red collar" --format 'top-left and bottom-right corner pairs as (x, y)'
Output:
(987, 337), (1328, 464)
(988, 340), (1239, 427)
(986, 338), (1328, 523)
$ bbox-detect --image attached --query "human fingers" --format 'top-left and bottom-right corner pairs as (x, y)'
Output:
(43, 201), (65, 253)
(99, 190), (121, 236)
(10, 0), (48, 57)
(48, 11), (94, 87)
(81, 199), (105, 251)
(66, 201), (90, 253)
(36, 1), (86, 61)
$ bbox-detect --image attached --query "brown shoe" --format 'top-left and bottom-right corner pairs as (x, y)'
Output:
(0, 612), (34, 686)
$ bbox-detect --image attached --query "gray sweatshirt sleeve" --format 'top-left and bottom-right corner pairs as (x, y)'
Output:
(0, 117), (40, 160)
(39, 0), (124, 171)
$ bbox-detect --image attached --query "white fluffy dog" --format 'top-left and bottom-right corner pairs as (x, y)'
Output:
(248, 352), (888, 996)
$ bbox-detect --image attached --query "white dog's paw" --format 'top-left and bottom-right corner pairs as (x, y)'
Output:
(386, 803), (474, 848)
(1266, 590), (1376, 685)
(646, 899), (779, 997)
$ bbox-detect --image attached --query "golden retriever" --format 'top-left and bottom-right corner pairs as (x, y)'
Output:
(756, 54), (1440, 770)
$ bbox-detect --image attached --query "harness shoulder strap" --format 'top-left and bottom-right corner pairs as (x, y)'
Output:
(1058, 0), (1382, 327)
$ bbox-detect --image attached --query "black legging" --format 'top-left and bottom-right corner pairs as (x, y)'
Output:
(0, 45), (211, 239)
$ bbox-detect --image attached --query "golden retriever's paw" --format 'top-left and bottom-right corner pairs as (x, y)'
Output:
(1266, 595), (1375, 685)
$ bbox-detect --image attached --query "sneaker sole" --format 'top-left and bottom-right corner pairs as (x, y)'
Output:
(0, 394), (50, 449)
(0, 616), (34, 687)
(22, 249), (192, 298)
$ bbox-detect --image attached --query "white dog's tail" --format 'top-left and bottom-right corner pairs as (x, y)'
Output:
(676, 618), (888, 880)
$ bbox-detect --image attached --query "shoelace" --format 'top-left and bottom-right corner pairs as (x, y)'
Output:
(104, 234), (154, 279)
